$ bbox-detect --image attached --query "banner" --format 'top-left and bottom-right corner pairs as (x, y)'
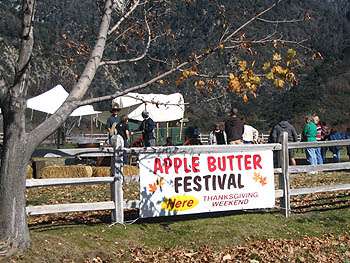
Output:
(139, 149), (275, 218)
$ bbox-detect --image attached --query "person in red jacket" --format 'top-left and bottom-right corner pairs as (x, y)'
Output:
(313, 115), (323, 165)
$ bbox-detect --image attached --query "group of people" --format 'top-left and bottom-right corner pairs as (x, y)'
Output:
(269, 114), (350, 166)
(106, 104), (156, 148)
(207, 108), (259, 146)
(204, 108), (350, 166)
(301, 114), (350, 164)
(106, 103), (349, 165)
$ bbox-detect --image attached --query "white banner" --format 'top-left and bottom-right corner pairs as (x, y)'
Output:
(139, 149), (275, 218)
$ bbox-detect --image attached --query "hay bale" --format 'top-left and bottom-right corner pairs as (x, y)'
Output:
(26, 165), (33, 179)
(33, 158), (66, 178)
(91, 165), (139, 177)
(92, 166), (111, 177)
(39, 165), (93, 179)
(123, 165), (139, 176)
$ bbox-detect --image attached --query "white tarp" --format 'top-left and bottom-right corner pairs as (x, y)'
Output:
(113, 92), (185, 122)
(27, 85), (101, 116)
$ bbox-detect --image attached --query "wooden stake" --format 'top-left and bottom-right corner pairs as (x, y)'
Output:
(111, 137), (124, 223)
(279, 131), (290, 217)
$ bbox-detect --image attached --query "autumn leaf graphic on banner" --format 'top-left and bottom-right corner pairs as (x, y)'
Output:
(253, 171), (261, 182)
(148, 183), (157, 193)
(260, 176), (268, 186)
(148, 177), (165, 193)
(253, 171), (268, 186)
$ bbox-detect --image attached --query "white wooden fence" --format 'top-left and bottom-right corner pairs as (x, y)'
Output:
(25, 135), (350, 222)
(65, 132), (299, 145)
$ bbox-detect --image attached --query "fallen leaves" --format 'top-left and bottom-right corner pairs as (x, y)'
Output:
(78, 234), (350, 262)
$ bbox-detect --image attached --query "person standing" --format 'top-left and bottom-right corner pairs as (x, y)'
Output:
(346, 128), (350, 161)
(329, 128), (344, 162)
(270, 120), (298, 165)
(302, 115), (318, 166)
(116, 115), (131, 164)
(320, 121), (330, 163)
(106, 103), (121, 145)
(137, 110), (155, 147)
(313, 115), (323, 165)
(209, 124), (227, 145)
(242, 124), (259, 144)
(116, 115), (131, 147)
(224, 108), (244, 144)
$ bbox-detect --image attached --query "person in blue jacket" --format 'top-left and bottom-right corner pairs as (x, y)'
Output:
(346, 128), (350, 161)
(329, 128), (345, 162)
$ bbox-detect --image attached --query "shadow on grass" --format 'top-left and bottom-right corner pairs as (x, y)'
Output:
(292, 203), (350, 214)
(29, 208), (280, 232)
(128, 208), (284, 229)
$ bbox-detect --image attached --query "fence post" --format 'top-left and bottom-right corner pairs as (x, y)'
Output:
(111, 136), (124, 223)
(279, 131), (291, 217)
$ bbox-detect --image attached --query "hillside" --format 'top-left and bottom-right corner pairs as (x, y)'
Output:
(0, 0), (349, 132)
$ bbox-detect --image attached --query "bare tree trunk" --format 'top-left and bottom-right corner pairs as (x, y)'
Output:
(0, 0), (35, 256)
(0, 105), (30, 257)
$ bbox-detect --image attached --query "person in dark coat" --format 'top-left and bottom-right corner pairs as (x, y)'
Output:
(224, 108), (244, 144)
(136, 110), (155, 147)
(270, 120), (298, 143)
(116, 115), (130, 147)
(270, 120), (298, 165)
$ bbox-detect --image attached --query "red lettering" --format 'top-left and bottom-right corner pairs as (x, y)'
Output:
(253, 154), (262, 169)
(227, 155), (235, 170)
(244, 155), (252, 170)
(217, 156), (226, 171)
(153, 158), (163, 174)
(164, 158), (173, 174)
(187, 200), (194, 207)
(173, 157), (182, 174)
(183, 158), (191, 173)
(236, 155), (243, 170)
(192, 156), (200, 172)
(207, 156), (216, 172)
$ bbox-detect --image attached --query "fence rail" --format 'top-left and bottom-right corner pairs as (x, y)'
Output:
(25, 135), (350, 221)
(64, 132), (306, 146)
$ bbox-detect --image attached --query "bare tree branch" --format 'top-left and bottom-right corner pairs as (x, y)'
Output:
(10, 0), (36, 97)
(257, 17), (304, 24)
(224, 37), (309, 47)
(100, 14), (151, 66)
(222, 0), (283, 43)
(122, 93), (189, 106)
(28, 0), (115, 147)
(108, 0), (141, 35)
(77, 61), (188, 106)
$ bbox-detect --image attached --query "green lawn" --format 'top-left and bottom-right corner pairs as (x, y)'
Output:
(9, 209), (350, 262)
(12, 171), (350, 262)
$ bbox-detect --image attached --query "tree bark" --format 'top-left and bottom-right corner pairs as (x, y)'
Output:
(0, 0), (35, 257)
(0, 104), (30, 257)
